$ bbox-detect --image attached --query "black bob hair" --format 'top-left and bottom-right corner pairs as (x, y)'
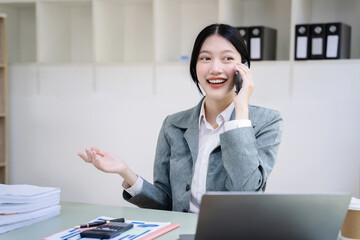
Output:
(189, 23), (250, 95)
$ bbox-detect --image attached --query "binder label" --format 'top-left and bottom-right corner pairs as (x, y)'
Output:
(326, 35), (339, 58)
(311, 38), (323, 55)
(296, 36), (308, 59)
(250, 38), (261, 59)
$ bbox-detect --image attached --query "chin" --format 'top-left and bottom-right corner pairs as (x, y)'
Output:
(205, 89), (234, 102)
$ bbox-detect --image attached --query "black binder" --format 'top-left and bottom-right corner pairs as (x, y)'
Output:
(309, 23), (326, 59)
(294, 24), (310, 60)
(325, 22), (351, 59)
(248, 26), (277, 61)
(236, 27), (249, 47)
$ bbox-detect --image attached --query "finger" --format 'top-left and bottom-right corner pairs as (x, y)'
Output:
(237, 61), (249, 68)
(85, 148), (94, 162)
(91, 146), (105, 157)
(236, 62), (250, 72)
(91, 150), (98, 161)
(91, 151), (101, 169)
(234, 64), (246, 77)
(235, 63), (253, 85)
(78, 152), (91, 163)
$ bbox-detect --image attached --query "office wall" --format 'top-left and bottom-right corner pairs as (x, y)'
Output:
(8, 61), (360, 207)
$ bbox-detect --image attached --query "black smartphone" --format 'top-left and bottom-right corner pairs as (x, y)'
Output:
(234, 61), (249, 94)
(234, 71), (242, 94)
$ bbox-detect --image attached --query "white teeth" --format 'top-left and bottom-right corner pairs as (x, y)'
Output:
(208, 79), (226, 84)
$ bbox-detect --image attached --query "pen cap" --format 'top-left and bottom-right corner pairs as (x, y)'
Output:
(112, 218), (125, 222)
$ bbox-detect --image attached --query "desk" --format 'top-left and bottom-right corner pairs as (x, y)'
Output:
(0, 202), (198, 240)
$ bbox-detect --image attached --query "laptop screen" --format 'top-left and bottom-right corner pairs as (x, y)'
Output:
(194, 192), (351, 240)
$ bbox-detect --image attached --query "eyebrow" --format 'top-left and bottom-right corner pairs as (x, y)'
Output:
(199, 49), (236, 54)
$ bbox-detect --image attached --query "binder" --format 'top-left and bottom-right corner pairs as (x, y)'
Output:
(325, 22), (351, 59)
(248, 26), (277, 61)
(309, 23), (326, 59)
(294, 24), (310, 60)
(236, 27), (249, 47)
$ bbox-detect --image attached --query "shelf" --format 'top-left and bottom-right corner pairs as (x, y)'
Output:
(94, 0), (153, 63)
(0, 14), (7, 184)
(0, 12), (5, 65)
(154, 0), (218, 62)
(0, 166), (4, 183)
(154, 0), (292, 62)
(0, 118), (5, 165)
(37, 0), (93, 63)
(0, 58), (5, 116)
(221, 0), (292, 61)
(1, 0), (359, 63)
(0, 1), (36, 63)
(292, 0), (360, 59)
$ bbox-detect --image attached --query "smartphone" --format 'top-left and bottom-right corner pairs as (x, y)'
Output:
(234, 61), (249, 94)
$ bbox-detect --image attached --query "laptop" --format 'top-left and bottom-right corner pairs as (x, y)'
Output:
(182, 192), (351, 240)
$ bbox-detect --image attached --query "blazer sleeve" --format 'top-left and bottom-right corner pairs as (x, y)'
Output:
(219, 108), (283, 191)
(123, 117), (173, 210)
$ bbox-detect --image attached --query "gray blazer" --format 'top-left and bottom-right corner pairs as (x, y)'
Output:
(123, 100), (283, 212)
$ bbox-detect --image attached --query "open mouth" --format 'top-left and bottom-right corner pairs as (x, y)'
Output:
(207, 79), (227, 85)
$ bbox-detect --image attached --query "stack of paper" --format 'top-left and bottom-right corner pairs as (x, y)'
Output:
(349, 197), (360, 210)
(0, 184), (61, 234)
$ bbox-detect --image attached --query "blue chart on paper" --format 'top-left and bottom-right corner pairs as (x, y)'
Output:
(116, 221), (160, 240)
(44, 217), (172, 240)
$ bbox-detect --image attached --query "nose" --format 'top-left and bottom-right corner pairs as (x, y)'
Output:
(209, 59), (223, 75)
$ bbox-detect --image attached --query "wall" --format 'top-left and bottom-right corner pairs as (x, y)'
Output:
(8, 61), (360, 207)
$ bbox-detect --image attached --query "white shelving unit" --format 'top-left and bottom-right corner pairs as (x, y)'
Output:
(291, 0), (360, 59)
(154, 0), (218, 62)
(0, 0), (358, 64)
(94, 0), (153, 63)
(37, 0), (93, 63)
(0, 1), (36, 63)
(219, 0), (292, 61)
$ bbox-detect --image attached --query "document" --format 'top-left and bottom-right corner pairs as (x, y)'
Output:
(42, 216), (180, 240)
(0, 195), (60, 213)
(0, 205), (61, 225)
(0, 184), (60, 204)
(0, 210), (60, 234)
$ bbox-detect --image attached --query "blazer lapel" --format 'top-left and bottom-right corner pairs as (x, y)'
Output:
(171, 99), (203, 166)
(184, 120), (199, 165)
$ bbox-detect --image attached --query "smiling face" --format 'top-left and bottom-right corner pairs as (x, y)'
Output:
(196, 34), (242, 103)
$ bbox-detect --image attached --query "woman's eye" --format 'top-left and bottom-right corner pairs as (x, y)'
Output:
(200, 57), (211, 61)
(224, 56), (234, 61)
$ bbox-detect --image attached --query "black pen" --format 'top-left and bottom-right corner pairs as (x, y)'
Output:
(76, 218), (125, 228)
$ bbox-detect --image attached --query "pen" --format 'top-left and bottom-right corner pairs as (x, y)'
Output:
(76, 218), (125, 228)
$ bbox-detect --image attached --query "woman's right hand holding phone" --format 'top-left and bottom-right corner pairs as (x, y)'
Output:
(78, 147), (138, 187)
(233, 61), (254, 120)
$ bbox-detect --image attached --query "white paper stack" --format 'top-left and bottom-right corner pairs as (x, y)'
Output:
(348, 197), (360, 211)
(0, 184), (61, 234)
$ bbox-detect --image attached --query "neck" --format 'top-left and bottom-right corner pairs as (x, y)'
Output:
(203, 95), (233, 127)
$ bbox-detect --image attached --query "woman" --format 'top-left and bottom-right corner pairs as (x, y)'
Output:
(78, 23), (283, 213)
